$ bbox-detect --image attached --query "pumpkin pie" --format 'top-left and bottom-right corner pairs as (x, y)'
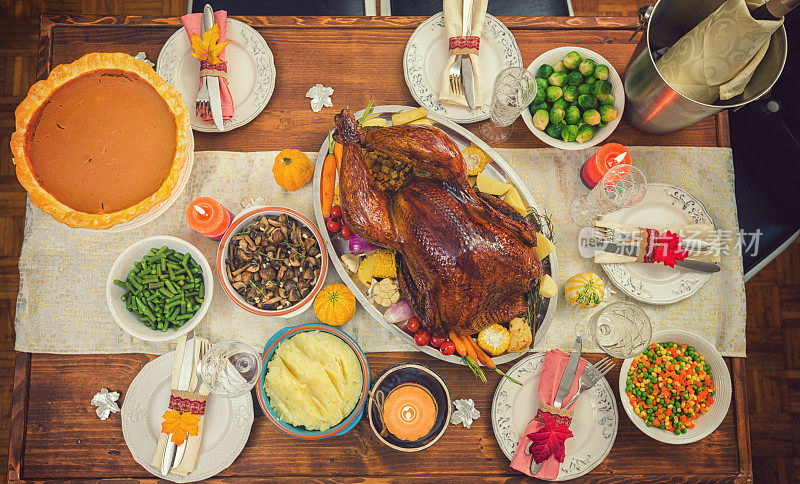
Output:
(11, 53), (191, 229)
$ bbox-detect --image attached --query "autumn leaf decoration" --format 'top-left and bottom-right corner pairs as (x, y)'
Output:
(161, 409), (200, 446)
(190, 24), (230, 65)
(526, 413), (574, 464)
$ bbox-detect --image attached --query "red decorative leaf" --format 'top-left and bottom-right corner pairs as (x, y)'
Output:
(526, 413), (574, 464)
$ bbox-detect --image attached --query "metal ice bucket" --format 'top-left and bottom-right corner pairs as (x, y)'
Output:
(624, 0), (787, 134)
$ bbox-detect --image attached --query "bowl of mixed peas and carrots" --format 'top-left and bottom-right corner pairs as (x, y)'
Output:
(618, 329), (732, 444)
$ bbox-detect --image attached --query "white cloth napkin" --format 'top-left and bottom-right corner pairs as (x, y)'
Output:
(656, 0), (782, 103)
(438, 0), (488, 108)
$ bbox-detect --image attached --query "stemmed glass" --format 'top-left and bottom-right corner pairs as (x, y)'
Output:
(199, 340), (262, 398)
(589, 302), (652, 359)
(570, 164), (647, 226)
(478, 67), (537, 144)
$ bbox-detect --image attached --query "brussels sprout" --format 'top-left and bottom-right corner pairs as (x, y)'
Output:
(537, 64), (555, 79)
(546, 86), (563, 102)
(577, 83), (591, 95)
(594, 64), (610, 81)
(578, 58), (596, 77)
(599, 104), (618, 122)
(532, 109), (550, 131)
(533, 85), (546, 104)
(561, 124), (579, 142)
(601, 94), (615, 106)
(548, 71), (568, 87)
(565, 105), (582, 125)
(591, 80), (612, 101)
(563, 51), (582, 69)
(575, 124), (596, 143)
(585, 76), (597, 86)
(549, 106), (565, 124)
(583, 109), (601, 126)
(554, 61), (566, 72)
(562, 85), (578, 102)
(566, 71), (583, 86)
(545, 121), (565, 139)
(534, 101), (549, 111)
(577, 94), (597, 110)
(552, 98), (569, 111)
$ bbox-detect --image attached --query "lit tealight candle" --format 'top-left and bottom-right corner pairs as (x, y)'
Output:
(186, 197), (233, 241)
(580, 142), (632, 188)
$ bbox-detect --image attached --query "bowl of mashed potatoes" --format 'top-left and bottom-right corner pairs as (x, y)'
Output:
(257, 324), (370, 439)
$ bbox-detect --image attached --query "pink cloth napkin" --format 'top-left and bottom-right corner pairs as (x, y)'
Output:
(510, 349), (587, 479)
(181, 11), (234, 121)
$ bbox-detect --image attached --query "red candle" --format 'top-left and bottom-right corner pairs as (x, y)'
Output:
(580, 143), (632, 188)
(186, 197), (233, 241)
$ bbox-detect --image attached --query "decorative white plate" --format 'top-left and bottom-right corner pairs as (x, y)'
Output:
(108, 127), (194, 232)
(403, 12), (522, 124)
(521, 46), (625, 150)
(121, 352), (254, 483)
(156, 19), (276, 132)
(313, 105), (558, 366)
(492, 353), (618, 481)
(600, 183), (716, 305)
(618, 329), (732, 444)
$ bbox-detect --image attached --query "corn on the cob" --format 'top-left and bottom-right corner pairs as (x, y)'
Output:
(372, 249), (397, 278)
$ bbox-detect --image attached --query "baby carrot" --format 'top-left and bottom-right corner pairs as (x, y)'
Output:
(333, 141), (344, 171)
(320, 132), (337, 218)
(448, 331), (467, 357)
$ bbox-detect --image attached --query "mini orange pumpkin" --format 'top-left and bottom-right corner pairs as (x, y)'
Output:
(314, 283), (356, 326)
(273, 149), (313, 191)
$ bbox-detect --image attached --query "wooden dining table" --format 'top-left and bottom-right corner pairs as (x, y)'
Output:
(8, 14), (750, 483)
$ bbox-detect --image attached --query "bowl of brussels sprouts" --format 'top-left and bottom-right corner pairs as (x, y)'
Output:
(521, 46), (624, 150)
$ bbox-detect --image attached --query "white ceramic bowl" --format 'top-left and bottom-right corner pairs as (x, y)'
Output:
(521, 46), (625, 150)
(216, 206), (328, 318)
(106, 235), (213, 342)
(618, 329), (732, 444)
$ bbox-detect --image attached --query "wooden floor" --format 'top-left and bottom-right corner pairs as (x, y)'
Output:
(0, 1), (797, 482)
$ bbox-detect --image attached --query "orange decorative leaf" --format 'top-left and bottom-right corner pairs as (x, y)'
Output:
(160, 409), (200, 446)
(189, 24), (231, 65)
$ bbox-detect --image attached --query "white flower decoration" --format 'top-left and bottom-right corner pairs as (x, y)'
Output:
(450, 398), (480, 428)
(306, 83), (334, 112)
(91, 388), (121, 420)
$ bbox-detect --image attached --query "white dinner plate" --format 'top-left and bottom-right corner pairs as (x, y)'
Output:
(121, 352), (254, 483)
(492, 353), (618, 481)
(156, 18), (276, 132)
(600, 183), (716, 305)
(618, 329), (732, 444)
(403, 12), (522, 124)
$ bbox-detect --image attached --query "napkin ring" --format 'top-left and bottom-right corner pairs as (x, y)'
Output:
(169, 389), (207, 416)
(534, 402), (573, 427)
(199, 60), (228, 82)
(449, 36), (480, 56)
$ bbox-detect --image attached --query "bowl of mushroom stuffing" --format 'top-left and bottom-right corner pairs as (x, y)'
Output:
(216, 206), (328, 317)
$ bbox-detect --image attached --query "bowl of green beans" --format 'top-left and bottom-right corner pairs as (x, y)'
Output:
(106, 236), (213, 342)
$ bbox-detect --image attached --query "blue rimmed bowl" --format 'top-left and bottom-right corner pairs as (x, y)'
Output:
(257, 323), (370, 439)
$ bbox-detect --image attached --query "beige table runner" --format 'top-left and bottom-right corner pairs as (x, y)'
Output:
(14, 146), (746, 356)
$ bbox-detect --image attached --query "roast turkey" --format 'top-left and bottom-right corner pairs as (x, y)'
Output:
(334, 109), (542, 336)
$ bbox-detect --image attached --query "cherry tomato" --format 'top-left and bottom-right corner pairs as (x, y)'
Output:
(405, 317), (420, 334)
(439, 341), (456, 356)
(414, 330), (431, 346)
(340, 225), (352, 239)
(326, 218), (341, 233)
(330, 205), (343, 219)
(430, 335), (447, 348)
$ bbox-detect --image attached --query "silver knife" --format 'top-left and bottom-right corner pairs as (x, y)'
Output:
(203, 4), (225, 131)
(460, 0), (476, 109)
(584, 240), (721, 273)
(161, 336), (196, 476)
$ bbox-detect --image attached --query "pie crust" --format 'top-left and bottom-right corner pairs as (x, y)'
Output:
(10, 52), (191, 229)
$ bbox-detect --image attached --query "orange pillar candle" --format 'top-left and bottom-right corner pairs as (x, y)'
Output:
(580, 142), (632, 188)
(186, 197), (233, 241)
(382, 383), (437, 441)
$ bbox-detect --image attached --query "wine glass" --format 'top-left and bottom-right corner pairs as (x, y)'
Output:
(589, 302), (652, 359)
(199, 340), (262, 398)
(478, 67), (537, 144)
(570, 164), (647, 226)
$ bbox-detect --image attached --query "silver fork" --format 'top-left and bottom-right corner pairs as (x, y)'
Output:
(562, 356), (615, 409)
(195, 78), (210, 119)
(170, 337), (209, 472)
(449, 60), (464, 97)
